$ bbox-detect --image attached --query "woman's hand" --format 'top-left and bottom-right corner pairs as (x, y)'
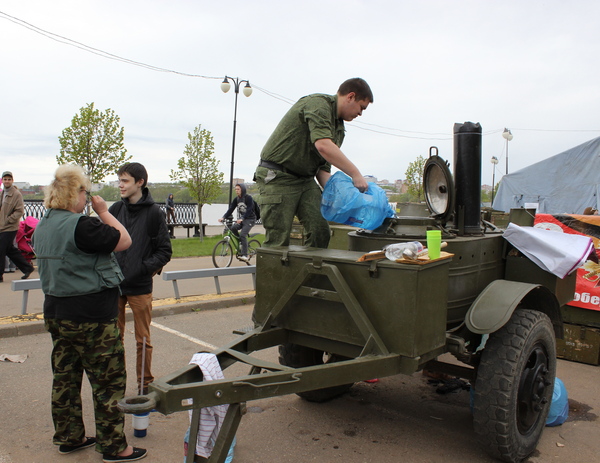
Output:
(91, 195), (108, 215)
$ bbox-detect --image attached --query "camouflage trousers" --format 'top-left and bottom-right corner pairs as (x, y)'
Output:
(45, 318), (128, 456)
(255, 166), (330, 248)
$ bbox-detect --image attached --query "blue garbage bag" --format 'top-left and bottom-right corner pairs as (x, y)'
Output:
(546, 377), (569, 427)
(321, 171), (395, 230)
(184, 428), (235, 462)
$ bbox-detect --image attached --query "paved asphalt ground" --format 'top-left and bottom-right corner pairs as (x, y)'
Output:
(0, 225), (599, 462)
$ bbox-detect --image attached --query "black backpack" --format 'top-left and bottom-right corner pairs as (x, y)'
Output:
(240, 195), (260, 220)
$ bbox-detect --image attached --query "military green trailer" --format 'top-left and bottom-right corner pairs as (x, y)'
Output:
(121, 123), (574, 463)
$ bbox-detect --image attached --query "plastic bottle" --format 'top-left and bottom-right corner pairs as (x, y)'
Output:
(384, 241), (424, 261)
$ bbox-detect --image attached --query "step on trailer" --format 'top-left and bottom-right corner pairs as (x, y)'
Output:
(120, 122), (574, 463)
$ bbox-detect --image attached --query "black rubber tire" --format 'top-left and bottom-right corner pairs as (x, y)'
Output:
(247, 239), (261, 260)
(212, 240), (233, 268)
(278, 343), (354, 402)
(473, 308), (556, 463)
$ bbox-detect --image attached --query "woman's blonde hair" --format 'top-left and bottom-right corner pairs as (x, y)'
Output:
(44, 164), (91, 210)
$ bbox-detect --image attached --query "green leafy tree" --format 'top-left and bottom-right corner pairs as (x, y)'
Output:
(58, 102), (131, 184)
(404, 155), (426, 202)
(96, 184), (120, 201)
(170, 125), (223, 241)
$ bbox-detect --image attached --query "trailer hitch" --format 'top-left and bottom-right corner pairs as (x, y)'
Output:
(118, 391), (158, 414)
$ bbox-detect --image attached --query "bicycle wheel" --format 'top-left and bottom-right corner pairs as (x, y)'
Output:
(212, 240), (233, 268)
(247, 239), (261, 261)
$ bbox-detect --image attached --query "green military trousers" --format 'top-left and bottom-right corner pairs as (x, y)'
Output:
(255, 166), (330, 248)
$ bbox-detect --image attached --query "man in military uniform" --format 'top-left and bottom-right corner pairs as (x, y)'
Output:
(254, 77), (373, 248)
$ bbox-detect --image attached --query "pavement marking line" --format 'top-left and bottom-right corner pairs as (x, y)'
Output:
(151, 321), (217, 350)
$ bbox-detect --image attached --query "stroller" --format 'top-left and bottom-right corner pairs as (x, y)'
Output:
(16, 216), (39, 263)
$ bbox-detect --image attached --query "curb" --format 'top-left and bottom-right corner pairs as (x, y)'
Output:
(0, 292), (255, 339)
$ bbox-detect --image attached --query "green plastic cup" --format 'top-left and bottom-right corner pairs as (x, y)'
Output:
(427, 230), (442, 260)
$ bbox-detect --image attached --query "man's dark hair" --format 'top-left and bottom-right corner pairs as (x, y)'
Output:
(337, 78), (374, 103)
(117, 162), (148, 188)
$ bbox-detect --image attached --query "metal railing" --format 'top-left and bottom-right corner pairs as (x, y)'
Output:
(23, 200), (47, 220)
(162, 266), (256, 299)
(11, 279), (42, 315)
(11, 267), (257, 313)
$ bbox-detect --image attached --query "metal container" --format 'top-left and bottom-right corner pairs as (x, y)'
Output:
(254, 246), (450, 359)
(348, 230), (505, 324)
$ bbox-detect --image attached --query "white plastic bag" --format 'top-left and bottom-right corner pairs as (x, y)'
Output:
(503, 223), (593, 278)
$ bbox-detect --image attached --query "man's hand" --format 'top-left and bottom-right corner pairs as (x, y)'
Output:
(352, 174), (368, 193)
(314, 138), (368, 193)
(218, 218), (224, 223)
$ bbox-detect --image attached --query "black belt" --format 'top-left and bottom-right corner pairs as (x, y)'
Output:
(258, 160), (312, 178)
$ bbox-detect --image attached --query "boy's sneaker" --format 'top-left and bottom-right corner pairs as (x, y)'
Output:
(239, 255), (250, 262)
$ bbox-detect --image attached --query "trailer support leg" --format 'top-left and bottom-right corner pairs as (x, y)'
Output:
(185, 402), (245, 463)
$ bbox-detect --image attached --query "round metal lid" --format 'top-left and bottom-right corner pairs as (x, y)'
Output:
(423, 148), (454, 223)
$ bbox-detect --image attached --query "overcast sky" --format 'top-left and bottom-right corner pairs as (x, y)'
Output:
(1, 0), (599, 189)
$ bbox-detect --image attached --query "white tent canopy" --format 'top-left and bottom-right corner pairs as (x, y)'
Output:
(492, 136), (600, 214)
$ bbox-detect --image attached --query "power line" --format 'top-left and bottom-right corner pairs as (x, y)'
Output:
(0, 10), (221, 80)
(2, 10), (599, 140)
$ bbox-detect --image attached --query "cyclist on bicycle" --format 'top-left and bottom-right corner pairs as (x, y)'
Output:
(218, 183), (256, 262)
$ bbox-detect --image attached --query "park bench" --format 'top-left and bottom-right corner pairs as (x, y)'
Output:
(158, 203), (207, 238)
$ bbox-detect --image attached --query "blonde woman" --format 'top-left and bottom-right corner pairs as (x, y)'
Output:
(34, 165), (146, 462)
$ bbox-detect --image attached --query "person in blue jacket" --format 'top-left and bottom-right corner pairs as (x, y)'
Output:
(218, 183), (256, 261)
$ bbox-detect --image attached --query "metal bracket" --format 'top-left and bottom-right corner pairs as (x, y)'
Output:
(368, 260), (379, 278)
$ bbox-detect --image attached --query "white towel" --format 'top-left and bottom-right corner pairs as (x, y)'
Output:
(188, 352), (229, 459)
(503, 223), (594, 279)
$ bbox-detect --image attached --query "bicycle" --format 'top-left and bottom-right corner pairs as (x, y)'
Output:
(212, 219), (261, 268)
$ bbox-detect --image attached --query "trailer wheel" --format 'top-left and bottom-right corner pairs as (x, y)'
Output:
(473, 308), (556, 463)
(278, 344), (353, 402)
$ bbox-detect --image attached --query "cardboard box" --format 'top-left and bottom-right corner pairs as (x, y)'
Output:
(556, 323), (600, 365)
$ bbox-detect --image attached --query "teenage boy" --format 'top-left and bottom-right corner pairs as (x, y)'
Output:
(108, 162), (172, 394)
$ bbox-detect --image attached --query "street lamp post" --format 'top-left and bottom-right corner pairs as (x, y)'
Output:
(502, 128), (513, 175)
(490, 156), (499, 206)
(221, 76), (253, 204)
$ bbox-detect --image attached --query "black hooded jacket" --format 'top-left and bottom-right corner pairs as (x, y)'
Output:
(108, 188), (172, 295)
(222, 183), (256, 220)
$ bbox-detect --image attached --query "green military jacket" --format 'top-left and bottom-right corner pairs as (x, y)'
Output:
(260, 93), (345, 177)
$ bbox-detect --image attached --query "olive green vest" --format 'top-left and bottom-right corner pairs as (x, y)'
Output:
(34, 209), (124, 297)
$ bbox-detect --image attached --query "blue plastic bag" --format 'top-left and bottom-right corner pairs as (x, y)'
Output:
(546, 377), (569, 427)
(321, 171), (395, 230)
(184, 428), (236, 462)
